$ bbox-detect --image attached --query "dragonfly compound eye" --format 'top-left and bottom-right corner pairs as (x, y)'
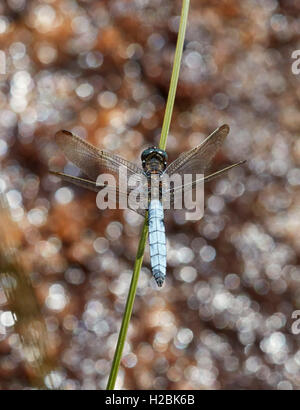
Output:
(141, 147), (156, 162)
(158, 150), (168, 162)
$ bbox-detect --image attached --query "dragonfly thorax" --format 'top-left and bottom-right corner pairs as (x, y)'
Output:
(141, 146), (168, 176)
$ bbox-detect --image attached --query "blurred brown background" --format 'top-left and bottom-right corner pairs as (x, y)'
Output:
(0, 0), (300, 390)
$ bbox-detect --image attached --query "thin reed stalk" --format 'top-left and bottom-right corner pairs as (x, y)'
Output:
(106, 0), (190, 390)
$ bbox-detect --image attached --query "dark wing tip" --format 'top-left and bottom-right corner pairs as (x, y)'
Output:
(54, 130), (76, 150)
(220, 124), (230, 133)
(55, 129), (72, 138)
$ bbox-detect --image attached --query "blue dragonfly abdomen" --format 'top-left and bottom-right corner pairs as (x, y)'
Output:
(148, 199), (166, 287)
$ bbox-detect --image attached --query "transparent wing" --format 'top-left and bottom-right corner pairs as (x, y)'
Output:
(50, 170), (147, 216)
(55, 130), (145, 187)
(162, 161), (246, 209)
(164, 124), (230, 178)
(49, 170), (101, 192)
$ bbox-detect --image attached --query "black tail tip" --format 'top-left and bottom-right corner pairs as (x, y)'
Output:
(155, 278), (164, 287)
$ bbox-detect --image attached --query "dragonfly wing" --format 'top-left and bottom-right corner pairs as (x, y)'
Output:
(163, 161), (246, 209)
(50, 170), (100, 192)
(50, 170), (146, 216)
(164, 124), (230, 177)
(55, 130), (145, 187)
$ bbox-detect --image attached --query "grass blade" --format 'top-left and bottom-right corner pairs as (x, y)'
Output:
(106, 0), (190, 390)
(160, 0), (190, 151)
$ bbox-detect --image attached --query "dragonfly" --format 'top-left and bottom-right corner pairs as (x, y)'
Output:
(50, 124), (245, 287)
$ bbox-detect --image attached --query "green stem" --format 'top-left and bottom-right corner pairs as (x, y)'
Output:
(106, 219), (148, 390)
(106, 0), (190, 390)
(160, 0), (190, 151)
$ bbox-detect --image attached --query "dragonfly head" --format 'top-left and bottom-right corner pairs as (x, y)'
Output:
(141, 146), (168, 174)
